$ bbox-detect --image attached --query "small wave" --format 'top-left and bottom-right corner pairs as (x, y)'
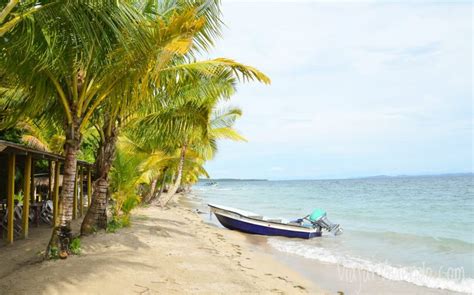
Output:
(350, 229), (473, 253)
(192, 187), (208, 191)
(268, 239), (474, 294)
(192, 187), (232, 192)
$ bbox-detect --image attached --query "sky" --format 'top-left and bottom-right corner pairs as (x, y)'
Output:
(203, 0), (473, 180)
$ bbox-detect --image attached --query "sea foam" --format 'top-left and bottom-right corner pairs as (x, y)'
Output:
(268, 238), (474, 294)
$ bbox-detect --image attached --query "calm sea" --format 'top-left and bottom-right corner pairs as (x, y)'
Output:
(192, 175), (474, 294)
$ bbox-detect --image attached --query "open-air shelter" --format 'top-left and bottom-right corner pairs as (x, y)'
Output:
(0, 140), (93, 244)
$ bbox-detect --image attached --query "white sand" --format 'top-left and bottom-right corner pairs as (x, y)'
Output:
(0, 197), (326, 294)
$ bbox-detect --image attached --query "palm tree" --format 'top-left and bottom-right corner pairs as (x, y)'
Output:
(80, 0), (224, 234)
(81, 1), (269, 234)
(0, 1), (164, 258)
(130, 67), (253, 206)
(1, 0), (269, 257)
(160, 105), (246, 207)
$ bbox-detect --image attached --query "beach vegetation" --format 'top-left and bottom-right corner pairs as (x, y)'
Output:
(106, 219), (123, 234)
(48, 246), (59, 260)
(0, 0), (270, 258)
(69, 238), (81, 255)
(106, 147), (142, 231)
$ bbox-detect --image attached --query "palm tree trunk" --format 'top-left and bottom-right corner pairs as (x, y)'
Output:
(143, 178), (158, 204)
(160, 145), (186, 207)
(155, 168), (168, 200)
(81, 120), (118, 235)
(47, 122), (81, 259)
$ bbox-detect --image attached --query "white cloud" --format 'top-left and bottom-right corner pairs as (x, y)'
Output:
(204, 1), (472, 179)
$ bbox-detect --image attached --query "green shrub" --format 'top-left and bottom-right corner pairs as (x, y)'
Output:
(49, 246), (59, 259)
(121, 215), (130, 227)
(70, 238), (81, 255)
(106, 214), (133, 233)
(108, 190), (140, 231)
(121, 194), (140, 215)
(107, 218), (123, 233)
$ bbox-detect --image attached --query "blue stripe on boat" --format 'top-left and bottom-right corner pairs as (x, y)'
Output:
(215, 213), (321, 239)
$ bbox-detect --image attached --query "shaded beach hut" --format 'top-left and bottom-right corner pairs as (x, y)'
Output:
(0, 140), (93, 244)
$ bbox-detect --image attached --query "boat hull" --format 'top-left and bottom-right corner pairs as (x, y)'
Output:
(214, 213), (321, 239)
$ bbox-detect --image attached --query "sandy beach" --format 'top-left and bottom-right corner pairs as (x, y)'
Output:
(1, 1), (470, 294)
(0, 195), (325, 295)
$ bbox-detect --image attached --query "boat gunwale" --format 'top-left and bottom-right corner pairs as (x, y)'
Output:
(208, 204), (316, 232)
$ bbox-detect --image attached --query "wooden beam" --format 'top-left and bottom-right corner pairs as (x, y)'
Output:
(87, 169), (92, 208)
(73, 166), (78, 219)
(52, 161), (60, 227)
(7, 153), (15, 244)
(22, 154), (32, 238)
(79, 167), (84, 217)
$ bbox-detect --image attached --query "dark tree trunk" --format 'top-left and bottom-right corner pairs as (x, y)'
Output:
(160, 145), (186, 207)
(47, 120), (82, 259)
(81, 119), (118, 235)
(143, 178), (158, 204)
(155, 168), (168, 200)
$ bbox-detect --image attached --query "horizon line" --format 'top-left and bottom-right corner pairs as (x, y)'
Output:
(201, 172), (473, 182)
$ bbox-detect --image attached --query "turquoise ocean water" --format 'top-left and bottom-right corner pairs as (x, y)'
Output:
(193, 174), (474, 293)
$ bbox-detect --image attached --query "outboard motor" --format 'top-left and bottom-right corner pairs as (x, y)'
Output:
(308, 209), (343, 235)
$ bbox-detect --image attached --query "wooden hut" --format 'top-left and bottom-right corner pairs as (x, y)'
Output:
(0, 140), (93, 244)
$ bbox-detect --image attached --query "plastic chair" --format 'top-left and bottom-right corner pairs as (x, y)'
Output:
(1, 205), (24, 237)
(40, 200), (54, 225)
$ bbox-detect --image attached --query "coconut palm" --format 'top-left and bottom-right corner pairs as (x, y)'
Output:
(130, 67), (249, 206)
(0, 0), (172, 258)
(159, 105), (246, 207)
(81, 1), (269, 234)
(1, 0), (269, 256)
(113, 128), (212, 206)
(80, 0), (224, 234)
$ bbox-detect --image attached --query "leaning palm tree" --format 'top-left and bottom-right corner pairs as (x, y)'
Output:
(114, 129), (211, 205)
(159, 105), (247, 207)
(131, 67), (252, 206)
(81, 0), (269, 234)
(80, 0), (224, 234)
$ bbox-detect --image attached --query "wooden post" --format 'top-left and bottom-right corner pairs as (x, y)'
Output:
(22, 154), (32, 238)
(30, 159), (36, 202)
(7, 154), (15, 244)
(52, 161), (60, 227)
(87, 168), (92, 208)
(79, 167), (84, 217)
(73, 166), (78, 219)
(48, 160), (53, 200)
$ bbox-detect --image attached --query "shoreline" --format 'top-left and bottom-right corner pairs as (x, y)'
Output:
(186, 193), (468, 295)
(0, 195), (325, 294)
(1, 193), (467, 294)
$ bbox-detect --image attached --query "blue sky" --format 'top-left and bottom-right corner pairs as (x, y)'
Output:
(203, 1), (472, 180)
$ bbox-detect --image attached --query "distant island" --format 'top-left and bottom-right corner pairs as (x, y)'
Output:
(200, 173), (472, 182)
(356, 172), (473, 179)
(199, 178), (269, 182)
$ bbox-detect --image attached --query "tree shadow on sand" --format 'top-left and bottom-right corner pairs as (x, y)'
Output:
(0, 212), (196, 294)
